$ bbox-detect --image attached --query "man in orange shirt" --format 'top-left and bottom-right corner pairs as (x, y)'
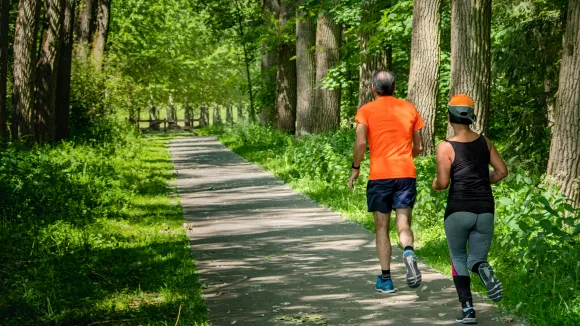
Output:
(349, 70), (424, 293)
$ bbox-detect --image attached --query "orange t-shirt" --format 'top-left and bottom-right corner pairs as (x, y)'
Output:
(355, 96), (425, 180)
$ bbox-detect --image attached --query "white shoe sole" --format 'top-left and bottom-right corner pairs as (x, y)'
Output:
(456, 317), (477, 324)
(375, 288), (397, 294)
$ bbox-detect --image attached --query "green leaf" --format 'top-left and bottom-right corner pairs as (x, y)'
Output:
(498, 197), (513, 205)
(539, 219), (552, 233)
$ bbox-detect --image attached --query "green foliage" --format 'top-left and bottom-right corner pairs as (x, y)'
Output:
(213, 123), (580, 326)
(0, 127), (208, 325)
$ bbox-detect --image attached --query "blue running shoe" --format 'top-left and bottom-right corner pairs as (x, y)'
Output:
(403, 250), (422, 288)
(375, 276), (396, 294)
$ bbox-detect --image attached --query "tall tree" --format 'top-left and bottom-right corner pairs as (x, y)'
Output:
(76, 0), (95, 59)
(34, 0), (65, 142)
(91, 0), (110, 70)
(295, 3), (316, 136)
(547, 0), (580, 205)
(259, 0), (279, 125)
(0, 0), (9, 139)
(275, 0), (296, 133)
(407, 0), (441, 154)
(315, 9), (341, 133)
(448, 0), (491, 137)
(358, 1), (391, 107)
(55, 0), (77, 141)
(12, 0), (41, 139)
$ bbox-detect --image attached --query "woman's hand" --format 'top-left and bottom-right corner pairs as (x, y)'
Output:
(432, 177), (441, 192)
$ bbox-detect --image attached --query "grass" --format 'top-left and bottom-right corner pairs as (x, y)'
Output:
(206, 123), (580, 326)
(0, 131), (208, 325)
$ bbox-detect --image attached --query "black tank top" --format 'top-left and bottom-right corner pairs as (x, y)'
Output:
(445, 135), (494, 218)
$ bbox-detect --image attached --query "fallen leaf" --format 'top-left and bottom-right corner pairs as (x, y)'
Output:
(438, 313), (447, 317)
(503, 317), (514, 323)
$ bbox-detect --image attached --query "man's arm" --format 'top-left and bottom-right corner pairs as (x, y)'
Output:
(349, 123), (367, 190)
(412, 130), (423, 157)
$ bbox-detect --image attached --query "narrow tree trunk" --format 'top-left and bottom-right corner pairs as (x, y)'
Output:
(315, 10), (341, 133)
(259, 0), (279, 126)
(275, 0), (296, 133)
(34, 0), (65, 143)
(75, 0), (95, 60)
(448, 0), (491, 137)
(407, 0), (441, 154)
(295, 5), (316, 136)
(200, 105), (208, 127)
(212, 105), (222, 125)
(91, 0), (109, 71)
(0, 0), (9, 139)
(226, 104), (234, 124)
(237, 103), (244, 122)
(55, 0), (76, 141)
(184, 98), (191, 127)
(358, 1), (391, 108)
(12, 0), (41, 140)
(148, 92), (158, 129)
(547, 0), (580, 205)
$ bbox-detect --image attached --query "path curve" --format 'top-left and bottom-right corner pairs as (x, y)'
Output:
(171, 136), (521, 326)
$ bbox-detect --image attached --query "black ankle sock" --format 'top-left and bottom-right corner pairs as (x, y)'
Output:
(404, 246), (414, 252)
(381, 270), (391, 280)
(471, 261), (485, 274)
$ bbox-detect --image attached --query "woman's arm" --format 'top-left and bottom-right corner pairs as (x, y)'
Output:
(487, 138), (508, 184)
(433, 142), (454, 191)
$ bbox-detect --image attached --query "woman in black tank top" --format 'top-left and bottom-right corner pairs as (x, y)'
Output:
(432, 95), (509, 324)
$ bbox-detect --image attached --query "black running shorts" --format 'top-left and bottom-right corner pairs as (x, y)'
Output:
(366, 178), (417, 213)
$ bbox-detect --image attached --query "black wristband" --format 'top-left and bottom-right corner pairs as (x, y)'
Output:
(351, 163), (360, 170)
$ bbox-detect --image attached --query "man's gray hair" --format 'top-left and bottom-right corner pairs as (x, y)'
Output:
(372, 70), (396, 96)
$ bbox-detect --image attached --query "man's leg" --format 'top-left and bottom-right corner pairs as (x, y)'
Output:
(374, 211), (392, 270)
(395, 207), (414, 248)
(373, 210), (396, 293)
(396, 207), (422, 288)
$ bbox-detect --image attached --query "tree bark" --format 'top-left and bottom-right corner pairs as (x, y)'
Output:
(12, 0), (41, 140)
(226, 104), (234, 123)
(295, 5), (316, 136)
(200, 105), (209, 127)
(448, 0), (491, 138)
(315, 10), (341, 133)
(55, 0), (76, 141)
(34, 0), (65, 143)
(358, 1), (391, 108)
(275, 0), (296, 133)
(407, 0), (441, 154)
(91, 0), (109, 71)
(547, 0), (580, 205)
(184, 98), (191, 127)
(237, 103), (244, 122)
(0, 0), (9, 139)
(75, 0), (95, 60)
(260, 0), (279, 125)
(213, 105), (222, 125)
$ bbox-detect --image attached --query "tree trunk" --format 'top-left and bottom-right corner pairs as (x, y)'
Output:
(547, 0), (580, 205)
(184, 98), (191, 127)
(260, 0), (279, 126)
(275, 0), (296, 133)
(407, 0), (441, 154)
(212, 105), (222, 125)
(12, 0), (41, 140)
(295, 5), (316, 136)
(55, 0), (76, 141)
(34, 0), (65, 143)
(448, 0), (491, 138)
(226, 104), (234, 124)
(75, 0), (95, 60)
(358, 1), (392, 108)
(91, 0), (109, 70)
(0, 0), (9, 139)
(315, 10), (341, 133)
(200, 105), (208, 127)
(237, 103), (244, 122)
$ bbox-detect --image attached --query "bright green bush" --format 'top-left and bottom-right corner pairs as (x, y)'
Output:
(215, 123), (580, 326)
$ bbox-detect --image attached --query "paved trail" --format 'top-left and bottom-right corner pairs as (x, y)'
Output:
(170, 137), (523, 326)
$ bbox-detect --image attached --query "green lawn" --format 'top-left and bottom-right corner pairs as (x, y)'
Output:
(0, 132), (208, 325)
